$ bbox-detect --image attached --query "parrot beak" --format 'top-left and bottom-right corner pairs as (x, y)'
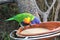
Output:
(23, 17), (31, 24)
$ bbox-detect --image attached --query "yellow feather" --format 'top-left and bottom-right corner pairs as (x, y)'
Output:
(23, 17), (30, 24)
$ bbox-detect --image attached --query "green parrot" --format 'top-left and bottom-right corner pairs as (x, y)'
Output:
(5, 12), (41, 27)
(5, 12), (35, 24)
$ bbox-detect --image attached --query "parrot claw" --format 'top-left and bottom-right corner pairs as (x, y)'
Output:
(19, 23), (24, 28)
(29, 23), (32, 27)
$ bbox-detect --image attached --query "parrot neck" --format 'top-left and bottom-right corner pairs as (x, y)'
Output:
(31, 16), (35, 21)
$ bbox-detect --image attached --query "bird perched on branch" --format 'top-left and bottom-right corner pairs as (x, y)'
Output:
(5, 13), (41, 26)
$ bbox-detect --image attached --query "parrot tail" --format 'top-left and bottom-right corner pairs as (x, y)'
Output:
(5, 18), (14, 22)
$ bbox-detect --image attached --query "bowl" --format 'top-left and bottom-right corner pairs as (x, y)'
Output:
(16, 21), (60, 40)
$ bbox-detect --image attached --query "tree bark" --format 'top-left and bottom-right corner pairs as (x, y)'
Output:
(16, 0), (40, 19)
(54, 0), (60, 21)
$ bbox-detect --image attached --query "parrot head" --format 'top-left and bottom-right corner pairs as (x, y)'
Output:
(23, 17), (31, 24)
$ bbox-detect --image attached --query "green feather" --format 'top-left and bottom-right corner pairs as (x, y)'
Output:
(5, 17), (14, 21)
(5, 12), (35, 23)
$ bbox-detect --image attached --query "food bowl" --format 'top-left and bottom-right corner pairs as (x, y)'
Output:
(10, 21), (60, 40)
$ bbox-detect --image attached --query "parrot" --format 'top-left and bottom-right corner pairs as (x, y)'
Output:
(5, 12), (41, 26)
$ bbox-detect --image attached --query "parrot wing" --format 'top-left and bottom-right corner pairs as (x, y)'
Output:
(14, 13), (35, 22)
(13, 13), (29, 23)
(22, 13), (35, 21)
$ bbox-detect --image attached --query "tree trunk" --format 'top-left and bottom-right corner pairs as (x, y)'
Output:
(16, 0), (40, 19)
(54, 0), (60, 21)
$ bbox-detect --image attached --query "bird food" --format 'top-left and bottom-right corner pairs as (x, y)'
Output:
(20, 28), (50, 35)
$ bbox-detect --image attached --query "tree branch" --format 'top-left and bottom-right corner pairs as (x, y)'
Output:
(45, 0), (56, 15)
(54, 0), (60, 21)
(44, 0), (50, 8)
(34, 0), (44, 15)
(36, 0), (56, 22)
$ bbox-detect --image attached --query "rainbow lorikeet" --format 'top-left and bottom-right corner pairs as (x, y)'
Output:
(5, 13), (41, 26)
